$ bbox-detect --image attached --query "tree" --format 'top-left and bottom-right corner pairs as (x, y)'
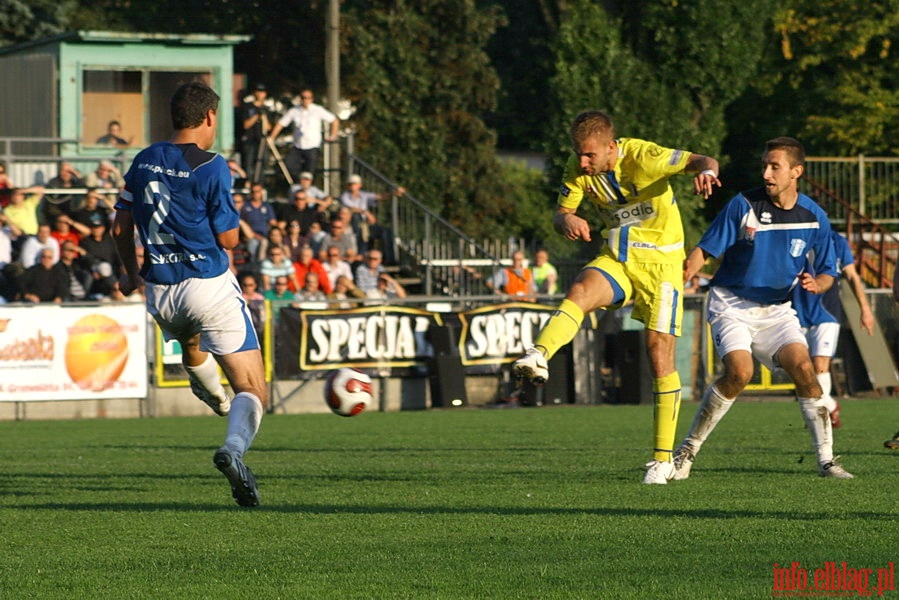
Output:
(0, 0), (75, 45)
(547, 0), (772, 244)
(342, 0), (523, 237)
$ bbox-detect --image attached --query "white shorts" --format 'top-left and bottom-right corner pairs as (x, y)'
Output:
(802, 322), (840, 358)
(146, 270), (260, 355)
(706, 287), (807, 371)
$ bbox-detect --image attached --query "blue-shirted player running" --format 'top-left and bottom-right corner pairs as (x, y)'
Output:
(113, 82), (268, 506)
(676, 136), (853, 479)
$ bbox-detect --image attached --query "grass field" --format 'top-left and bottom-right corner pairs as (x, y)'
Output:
(0, 398), (896, 599)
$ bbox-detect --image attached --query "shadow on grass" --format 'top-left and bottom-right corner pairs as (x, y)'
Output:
(6, 500), (894, 520)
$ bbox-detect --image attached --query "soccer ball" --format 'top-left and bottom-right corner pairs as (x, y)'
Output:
(324, 368), (373, 417)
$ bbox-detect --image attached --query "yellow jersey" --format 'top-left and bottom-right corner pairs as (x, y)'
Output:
(558, 137), (691, 264)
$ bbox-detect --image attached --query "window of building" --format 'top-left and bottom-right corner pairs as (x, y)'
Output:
(82, 69), (213, 148)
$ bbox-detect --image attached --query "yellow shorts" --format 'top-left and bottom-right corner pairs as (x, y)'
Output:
(584, 254), (684, 336)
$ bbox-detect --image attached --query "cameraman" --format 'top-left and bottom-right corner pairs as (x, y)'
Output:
(240, 83), (272, 181)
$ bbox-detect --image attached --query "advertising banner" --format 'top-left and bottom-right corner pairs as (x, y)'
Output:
(0, 303), (148, 401)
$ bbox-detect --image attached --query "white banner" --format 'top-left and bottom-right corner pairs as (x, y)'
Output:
(0, 303), (148, 401)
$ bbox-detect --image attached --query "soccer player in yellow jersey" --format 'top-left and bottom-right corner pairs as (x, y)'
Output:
(513, 110), (721, 484)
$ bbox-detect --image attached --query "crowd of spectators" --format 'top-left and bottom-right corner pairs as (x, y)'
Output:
(0, 161), (132, 304)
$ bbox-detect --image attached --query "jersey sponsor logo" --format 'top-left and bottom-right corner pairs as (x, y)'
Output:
(149, 251), (207, 265)
(789, 239), (807, 258)
(137, 163), (191, 178)
(668, 149), (683, 165)
(559, 185), (571, 197)
(609, 201), (654, 226)
(760, 211), (773, 224)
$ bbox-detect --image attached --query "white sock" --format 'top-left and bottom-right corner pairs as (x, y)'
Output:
(816, 372), (837, 414)
(682, 384), (735, 454)
(798, 396), (833, 465)
(185, 354), (229, 403)
(224, 392), (263, 458)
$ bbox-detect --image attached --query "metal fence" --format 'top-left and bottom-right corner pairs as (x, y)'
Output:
(804, 157), (899, 225)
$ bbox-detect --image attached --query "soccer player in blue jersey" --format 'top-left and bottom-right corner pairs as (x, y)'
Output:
(113, 82), (268, 506)
(676, 136), (853, 479)
(792, 229), (874, 428)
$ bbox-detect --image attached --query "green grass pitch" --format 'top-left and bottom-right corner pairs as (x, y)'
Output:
(0, 398), (896, 599)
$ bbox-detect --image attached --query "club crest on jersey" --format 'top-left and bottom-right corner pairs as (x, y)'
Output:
(740, 226), (756, 242)
(789, 239), (807, 257)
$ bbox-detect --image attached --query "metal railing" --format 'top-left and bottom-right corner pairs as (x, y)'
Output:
(804, 156), (899, 225)
(805, 174), (899, 289)
(346, 155), (513, 296)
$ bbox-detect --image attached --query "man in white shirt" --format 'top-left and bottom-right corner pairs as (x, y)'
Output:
(268, 89), (339, 182)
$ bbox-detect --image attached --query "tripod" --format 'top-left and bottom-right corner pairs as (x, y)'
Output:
(253, 136), (294, 186)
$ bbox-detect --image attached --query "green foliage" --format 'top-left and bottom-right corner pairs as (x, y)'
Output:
(0, 0), (75, 45)
(547, 0), (768, 242)
(0, 401), (895, 598)
(342, 0), (516, 237)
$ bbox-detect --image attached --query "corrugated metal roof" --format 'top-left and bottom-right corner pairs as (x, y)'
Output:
(0, 30), (250, 56)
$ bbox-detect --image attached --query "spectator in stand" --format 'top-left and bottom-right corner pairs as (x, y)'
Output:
(84, 160), (125, 191)
(355, 249), (384, 294)
(19, 248), (68, 303)
(487, 251), (536, 298)
(321, 214), (358, 265)
(43, 162), (85, 225)
(278, 188), (325, 235)
(339, 175), (377, 247)
(367, 273), (407, 301)
(263, 275), (294, 301)
(240, 83), (272, 179)
(532, 249), (559, 295)
(322, 245), (353, 290)
(227, 159), (248, 190)
(267, 88), (340, 181)
(2, 186), (44, 240)
(295, 271), (328, 304)
(228, 193), (256, 274)
(327, 275), (366, 309)
(0, 226), (11, 269)
(51, 214), (81, 247)
(57, 241), (92, 302)
(96, 120), (131, 147)
(339, 175), (403, 259)
(238, 270), (266, 344)
(0, 161), (13, 207)
(306, 221), (327, 258)
(293, 244), (332, 295)
(289, 171), (333, 213)
(259, 244), (299, 292)
(80, 216), (122, 280)
(241, 182), (278, 261)
(284, 219), (306, 262)
(20, 224), (61, 268)
(70, 188), (114, 236)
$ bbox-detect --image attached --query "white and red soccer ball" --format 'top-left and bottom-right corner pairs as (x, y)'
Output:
(324, 368), (373, 417)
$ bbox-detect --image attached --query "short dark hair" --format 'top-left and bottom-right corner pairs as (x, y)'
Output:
(171, 81), (220, 130)
(764, 136), (805, 168)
